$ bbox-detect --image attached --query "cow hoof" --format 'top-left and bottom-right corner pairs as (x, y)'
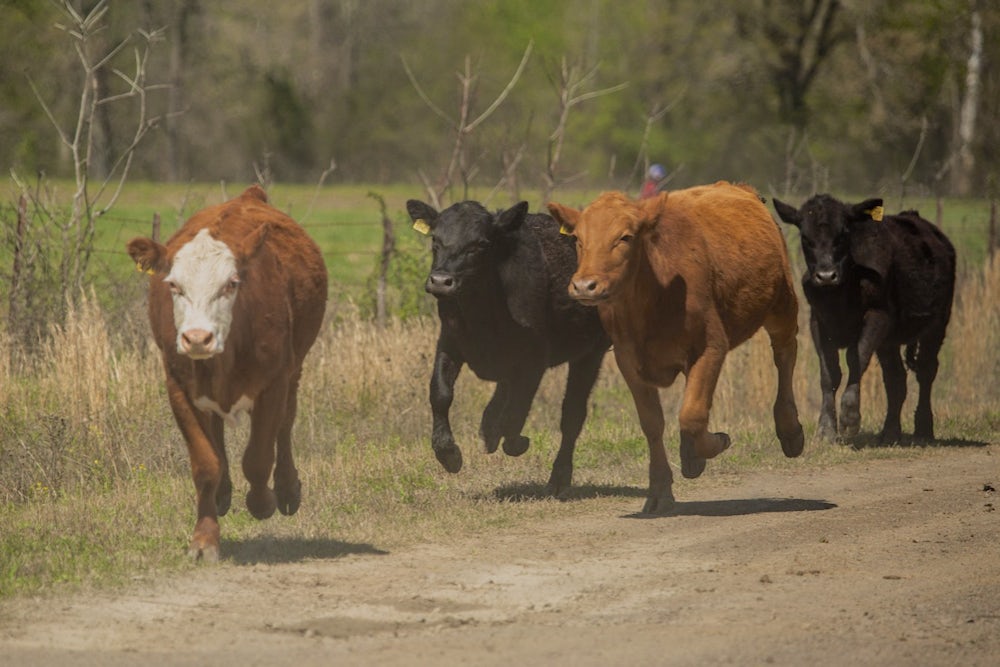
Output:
(188, 542), (220, 564)
(502, 435), (530, 457)
(641, 489), (676, 515)
(189, 519), (220, 563)
(878, 428), (902, 445)
(216, 481), (233, 517)
(679, 437), (707, 479)
(276, 478), (301, 516)
(246, 488), (277, 520)
(435, 445), (463, 474)
(545, 466), (573, 498)
(483, 432), (502, 454)
(780, 425), (805, 458)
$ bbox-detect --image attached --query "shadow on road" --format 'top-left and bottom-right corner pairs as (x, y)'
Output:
(625, 496), (837, 519)
(488, 482), (647, 503)
(846, 433), (991, 450)
(223, 537), (388, 565)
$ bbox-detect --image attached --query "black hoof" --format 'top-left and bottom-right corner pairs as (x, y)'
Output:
(435, 445), (463, 473)
(502, 435), (530, 457)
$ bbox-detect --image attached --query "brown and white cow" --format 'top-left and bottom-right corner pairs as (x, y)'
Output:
(127, 185), (327, 561)
(548, 183), (804, 513)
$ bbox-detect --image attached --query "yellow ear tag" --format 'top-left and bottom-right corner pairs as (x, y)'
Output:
(559, 224), (572, 236)
(412, 219), (430, 235)
(867, 206), (884, 222)
(135, 262), (154, 275)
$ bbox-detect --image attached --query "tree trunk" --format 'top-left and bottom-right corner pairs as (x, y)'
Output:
(951, 6), (982, 196)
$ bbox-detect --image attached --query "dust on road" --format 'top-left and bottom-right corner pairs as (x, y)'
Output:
(2, 445), (998, 666)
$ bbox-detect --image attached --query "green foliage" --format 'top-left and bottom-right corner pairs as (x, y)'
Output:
(2, 1), (997, 195)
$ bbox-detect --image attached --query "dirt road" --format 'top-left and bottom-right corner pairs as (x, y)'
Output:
(2, 445), (998, 666)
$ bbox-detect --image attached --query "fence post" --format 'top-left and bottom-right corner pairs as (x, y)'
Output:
(368, 193), (395, 328)
(152, 212), (161, 243)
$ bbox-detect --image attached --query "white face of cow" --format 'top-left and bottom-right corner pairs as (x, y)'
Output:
(164, 229), (241, 359)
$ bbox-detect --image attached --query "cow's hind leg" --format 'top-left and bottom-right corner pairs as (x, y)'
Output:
(766, 309), (804, 457)
(679, 344), (730, 479)
(274, 367), (303, 516)
(877, 346), (906, 444)
(243, 381), (288, 521)
(498, 366), (545, 457)
(480, 383), (509, 454)
(547, 347), (604, 497)
(208, 414), (232, 516)
(911, 327), (945, 440)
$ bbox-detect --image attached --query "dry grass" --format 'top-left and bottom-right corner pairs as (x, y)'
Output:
(1, 262), (998, 597)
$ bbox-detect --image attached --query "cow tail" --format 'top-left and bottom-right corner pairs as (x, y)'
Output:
(905, 342), (919, 372)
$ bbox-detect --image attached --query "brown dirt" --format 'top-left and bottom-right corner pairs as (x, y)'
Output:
(2, 445), (998, 666)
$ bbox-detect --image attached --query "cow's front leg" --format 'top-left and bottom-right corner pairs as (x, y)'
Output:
(811, 316), (841, 440)
(429, 339), (464, 473)
(841, 310), (890, 437)
(678, 344), (730, 479)
(617, 352), (674, 514)
(165, 373), (222, 563)
(243, 381), (287, 521)
(498, 365), (545, 457)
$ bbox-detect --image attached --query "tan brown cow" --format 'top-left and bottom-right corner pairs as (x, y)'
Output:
(548, 183), (804, 513)
(127, 185), (327, 561)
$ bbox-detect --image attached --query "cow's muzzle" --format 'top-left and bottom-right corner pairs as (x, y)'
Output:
(811, 269), (840, 287)
(568, 276), (608, 304)
(426, 272), (458, 297)
(179, 328), (221, 359)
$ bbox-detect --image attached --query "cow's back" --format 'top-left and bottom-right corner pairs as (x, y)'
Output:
(655, 182), (796, 346)
(883, 211), (956, 339)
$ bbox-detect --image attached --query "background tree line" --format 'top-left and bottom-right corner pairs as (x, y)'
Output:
(1, 0), (997, 201)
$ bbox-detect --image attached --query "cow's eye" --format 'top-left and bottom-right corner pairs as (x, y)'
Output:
(166, 280), (182, 296)
(220, 277), (240, 297)
(619, 233), (633, 245)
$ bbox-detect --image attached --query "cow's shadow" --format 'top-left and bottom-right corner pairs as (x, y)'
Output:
(223, 537), (388, 565)
(844, 433), (991, 450)
(489, 483), (837, 519)
(489, 482), (647, 503)
(624, 496), (837, 519)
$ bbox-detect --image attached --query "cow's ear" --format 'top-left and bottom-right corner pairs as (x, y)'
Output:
(772, 199), (802, 227)
(850, 198), (884, 223)
(240, 222), (271, 260)
(406, 199), (438, 235)
(638, 192), (667, 230)
(126, 237), (169, 275)
(496, 201), (529, 232)
(546, 202), (580, 235)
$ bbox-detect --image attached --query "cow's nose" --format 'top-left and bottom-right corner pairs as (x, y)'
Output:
(570, 277), (600, 298)
(181, 328), (215, 354)
(813, 269), (839, 285)
(426, 272), (457, 296)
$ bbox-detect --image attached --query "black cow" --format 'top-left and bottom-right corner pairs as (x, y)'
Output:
(773, 194), (955, 443)
(406, 199), (610, 495)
